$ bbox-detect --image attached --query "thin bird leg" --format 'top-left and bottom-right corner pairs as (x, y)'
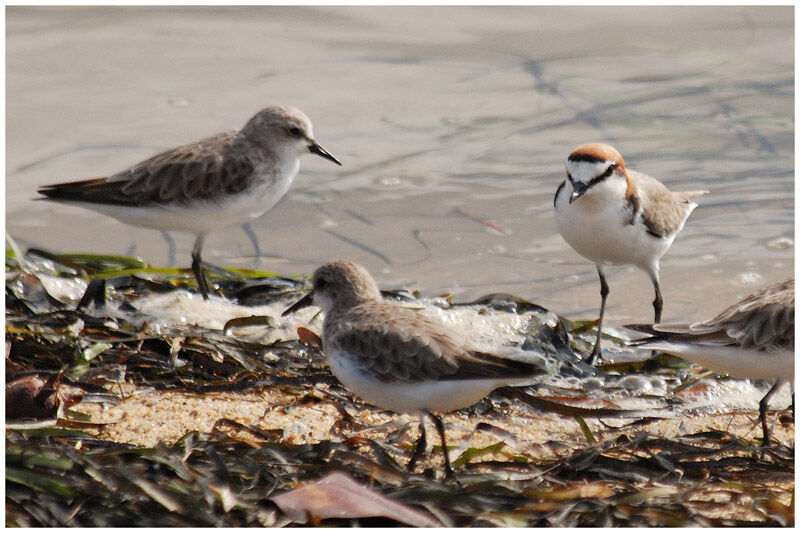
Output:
(587, 266), (609, 365)
(759, 379), (786, 447)
(640, 269), (665, 364)
(191, 235), (210, 300)
(651, 275), (663, 323)
(428, 411), (458, 482)
(406, 417), (427, 473)
(242, 222), (263, 268)
(160, 230), (177, 266)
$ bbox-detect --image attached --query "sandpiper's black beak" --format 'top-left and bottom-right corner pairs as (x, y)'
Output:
(282, 291), (315, 317)
(569, 181), (588, 204)
(308, 142), (341, 166)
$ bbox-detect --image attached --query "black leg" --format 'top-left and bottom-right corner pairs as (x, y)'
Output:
(191, 235), (210, 300)
(652, 276), (663, 324)
(428, 412), (458, 482)
(759, 379), (786, 447)
(587, 266), (609, 365)
(406, 418), (427, 473)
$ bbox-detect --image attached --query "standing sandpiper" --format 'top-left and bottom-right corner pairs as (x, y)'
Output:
(627, 278), (794, 446)
(283, 260), (545, 480)
(38, 105), (341, 300)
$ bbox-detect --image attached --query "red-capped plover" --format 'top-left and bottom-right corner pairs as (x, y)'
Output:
(38, 105), (341, 300)
(283, 260), (545, 480)
(554, 143), (707, 363)
(627, 278), (794, 446)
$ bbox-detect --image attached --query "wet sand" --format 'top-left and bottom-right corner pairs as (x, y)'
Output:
(76, 385), (794, 453)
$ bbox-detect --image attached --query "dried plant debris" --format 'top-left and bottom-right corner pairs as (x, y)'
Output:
(5, 246), (795, 526)
(6, 425), (793, 527)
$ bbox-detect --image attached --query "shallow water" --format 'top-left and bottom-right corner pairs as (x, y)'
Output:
(7, 6), (794, 330)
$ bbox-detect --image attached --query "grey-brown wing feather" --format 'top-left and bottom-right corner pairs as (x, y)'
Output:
(629, 170), (707, 238)
(630, 278), (794, 351)
(327, 306), (542, 383)
(38, 132), (256, 207)
(690, 278), (794, 350)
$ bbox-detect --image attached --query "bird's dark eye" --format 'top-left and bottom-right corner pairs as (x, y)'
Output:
(315, 278), (327, 290)
(603, 164), (616, 178)
(287, 126), (303, 137)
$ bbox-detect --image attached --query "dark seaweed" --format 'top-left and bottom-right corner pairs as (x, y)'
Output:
(6, 247), (794, 527)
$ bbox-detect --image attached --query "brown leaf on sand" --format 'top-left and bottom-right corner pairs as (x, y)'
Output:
(270, 471), (443, 526)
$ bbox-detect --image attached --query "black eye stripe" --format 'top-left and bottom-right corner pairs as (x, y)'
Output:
(567, 163), (615, 188)
(571, 163), (617, 194)
(588, 167), (613, 188)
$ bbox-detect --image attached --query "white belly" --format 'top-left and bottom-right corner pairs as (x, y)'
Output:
(647, 343), (794, 380)
(327, 349), (523, 414)
(554, 180), (673, 270)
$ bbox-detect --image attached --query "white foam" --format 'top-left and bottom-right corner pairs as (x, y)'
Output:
(127, 291), (793, 416)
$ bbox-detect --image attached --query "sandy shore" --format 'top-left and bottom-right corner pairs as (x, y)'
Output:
(75, 384), (794, 457)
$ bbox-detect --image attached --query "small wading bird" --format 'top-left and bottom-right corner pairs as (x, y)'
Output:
(38, 105), (341, 300)
(283, 260), (546, 480)
(627, 278), (794, 446)
(554, 143), (707, 363)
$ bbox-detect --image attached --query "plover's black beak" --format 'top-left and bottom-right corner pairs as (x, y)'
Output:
(282, 292), (315, 317)
(308, 142), (341, 166)
(569, 181), (588, 204)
